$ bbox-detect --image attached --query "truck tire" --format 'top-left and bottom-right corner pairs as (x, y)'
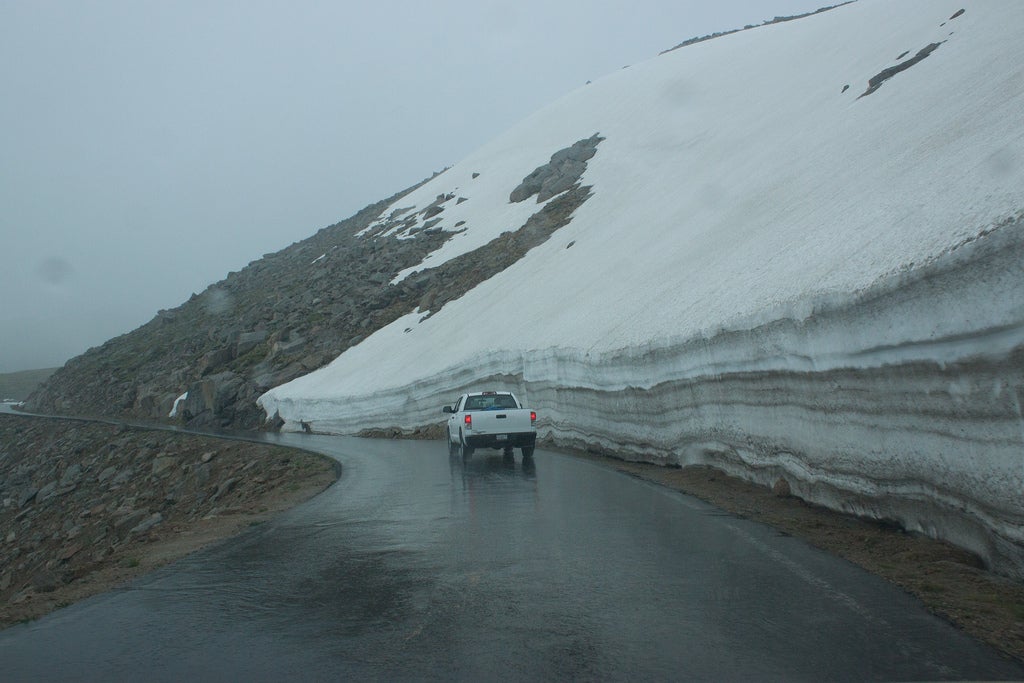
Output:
(460, 433), (474, 461)
(521, 446), (535, 459)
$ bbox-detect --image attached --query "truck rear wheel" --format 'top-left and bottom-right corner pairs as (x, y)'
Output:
(521, 446), (535, 459)
(460, 434), (474, 461)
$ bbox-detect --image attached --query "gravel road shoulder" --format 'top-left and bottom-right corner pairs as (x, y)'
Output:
(0, 414), (336, 628)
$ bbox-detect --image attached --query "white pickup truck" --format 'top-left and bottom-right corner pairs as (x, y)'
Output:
(443, 391), (537, 461)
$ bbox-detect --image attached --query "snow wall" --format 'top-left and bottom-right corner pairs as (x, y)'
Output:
(260, 0), (1024, 578)
(263, 219), (1024, 577)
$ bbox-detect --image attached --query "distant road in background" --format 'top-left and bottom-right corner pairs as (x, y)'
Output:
(0, 367), (57, 401)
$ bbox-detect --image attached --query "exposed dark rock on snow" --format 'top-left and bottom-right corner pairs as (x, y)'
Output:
(659, 3), (852, 55)
(509, 134), (603, 203)
(411, 183), (594, 320)
(860, 42), (943, 98)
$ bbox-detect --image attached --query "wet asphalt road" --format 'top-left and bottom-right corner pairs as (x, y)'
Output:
(1, 432), (1022, 682)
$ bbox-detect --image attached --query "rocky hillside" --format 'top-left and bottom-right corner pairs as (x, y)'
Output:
(24, 182), (433, 428)
(21, 9), (833, 432)
(21, 7), (833, 429)
(0, 413), (335, 625)
(19, 1), (1024, 582)
(25, 135), (598, 429)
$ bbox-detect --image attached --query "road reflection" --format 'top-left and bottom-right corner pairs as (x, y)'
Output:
(0, 424), (1020, 681)
(449, 449), (536, 480)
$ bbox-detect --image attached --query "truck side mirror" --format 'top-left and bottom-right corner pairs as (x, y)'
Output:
(442, 406), (454, 414)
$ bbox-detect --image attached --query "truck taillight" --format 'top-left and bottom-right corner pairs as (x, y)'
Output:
(464, 414), (472, 429)
(530, 411), (537, 424)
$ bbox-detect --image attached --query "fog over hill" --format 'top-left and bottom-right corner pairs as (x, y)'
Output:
(29, 0), (1024, 577)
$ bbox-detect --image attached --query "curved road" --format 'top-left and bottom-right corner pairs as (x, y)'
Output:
(1, 430), (1021, 681)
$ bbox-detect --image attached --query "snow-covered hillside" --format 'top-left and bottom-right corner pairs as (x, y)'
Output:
(259, 1), (1024, 577)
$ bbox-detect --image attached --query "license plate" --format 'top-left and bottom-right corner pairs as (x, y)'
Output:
(496, 434), (507, 441)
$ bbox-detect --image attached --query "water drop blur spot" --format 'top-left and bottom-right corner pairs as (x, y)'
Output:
(204, 287), (234, 315)
(985, 146), (1017, 178)
(35, 257), (74, 286)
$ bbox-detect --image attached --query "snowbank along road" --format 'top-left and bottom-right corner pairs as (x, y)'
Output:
(259, 0), (1024, 578)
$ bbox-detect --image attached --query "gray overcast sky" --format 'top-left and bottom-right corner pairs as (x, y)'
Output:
(0, 0), (830, 373)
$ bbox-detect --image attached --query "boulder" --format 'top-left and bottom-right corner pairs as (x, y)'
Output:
(57, 543), (83, 562)
(37, 481), (57, 502)
(235, 331), (268, 356)
(129, 512), (163, 535)
(181, 371), (244, 419)
(772, 478), (792, 498)
(151, 456), (178, 477)
(211, 478), (238, 502)
(18, 487), (38, 508)
(265, 411), (286, 432)
(198, 347), (235, 376)
(114, 509), (149, 532)
(30, 570), (60, 593)
(193, 462), (211, 486)
(59, 464), (82, 488)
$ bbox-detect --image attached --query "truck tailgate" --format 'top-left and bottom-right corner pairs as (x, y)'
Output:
(470, 410), (533, 434)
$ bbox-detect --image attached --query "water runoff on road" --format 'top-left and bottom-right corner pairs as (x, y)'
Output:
(1, 432), (1021, 681)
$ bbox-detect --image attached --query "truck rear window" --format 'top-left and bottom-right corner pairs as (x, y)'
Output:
(465, 395), (518, 410)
